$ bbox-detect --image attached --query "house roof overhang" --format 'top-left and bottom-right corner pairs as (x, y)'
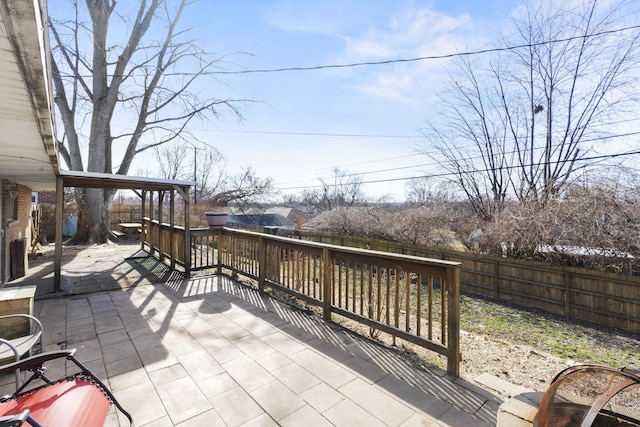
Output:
(0, 0), (59, 191)
(0, 1), (193, 196)
(59, 170), (194, 193)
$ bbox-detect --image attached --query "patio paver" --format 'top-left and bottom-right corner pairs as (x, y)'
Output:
(4, 246), (502, 426)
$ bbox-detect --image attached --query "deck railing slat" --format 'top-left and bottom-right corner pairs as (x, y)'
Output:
(142, 222), (461, 377)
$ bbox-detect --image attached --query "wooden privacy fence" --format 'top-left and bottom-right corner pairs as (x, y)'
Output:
(110, 205), (143, 227)
(144, 225), (462, 377)
(289, 232), (640, 334)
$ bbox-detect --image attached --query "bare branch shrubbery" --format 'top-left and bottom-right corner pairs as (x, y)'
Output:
(393, 203), (481, 251)
(480, 183), (640, 273)
(311, 200), (481, 252)
(307, 177), (640, 274)
(312, 207), (398, 240)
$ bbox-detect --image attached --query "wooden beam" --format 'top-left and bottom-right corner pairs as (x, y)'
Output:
(173, 184), (189, 201)
(447, 266), (461, 378)
(53, 176), (63, 293)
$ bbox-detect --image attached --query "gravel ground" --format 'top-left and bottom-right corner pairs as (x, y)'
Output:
(367, 325), (578, 393)
(393, 302), (640, 394)
(325, 294), (640, 395)
(457, 330), (578, 391)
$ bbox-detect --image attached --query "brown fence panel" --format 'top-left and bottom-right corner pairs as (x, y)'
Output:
(288, 231), (640, 333)
(568, 269), (640, 332)
(110, 205), (143, 227)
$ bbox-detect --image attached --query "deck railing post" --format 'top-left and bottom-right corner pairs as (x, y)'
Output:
(446, 266), (461, 377)
(258, 235), (266, 292)
(216, 229), (223, 273)
(158, 191), (165, 261)
(183, 187), (191, 275)
(322, 248), (332, 320)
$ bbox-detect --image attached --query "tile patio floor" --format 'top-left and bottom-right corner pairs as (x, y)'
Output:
(4, 244), (502, 426)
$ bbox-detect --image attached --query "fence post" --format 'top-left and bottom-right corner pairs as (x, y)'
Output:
(564, 270), (570, 315)
(258, 235), (265, 292)
(322, 248), (332, 320)
(446, 265), (461, 378)
(494, 260), (499, 298)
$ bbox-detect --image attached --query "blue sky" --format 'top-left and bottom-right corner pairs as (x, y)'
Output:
(163, 0), (518, 200)
(55, 0), (640, 201)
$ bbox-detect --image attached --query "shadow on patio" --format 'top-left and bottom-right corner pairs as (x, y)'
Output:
(6, 245), (502, 426)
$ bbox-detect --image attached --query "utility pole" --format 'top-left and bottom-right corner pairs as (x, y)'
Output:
(189, 144), (203, 205)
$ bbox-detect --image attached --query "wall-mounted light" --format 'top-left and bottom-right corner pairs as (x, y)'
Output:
(8, 183), (18, 199)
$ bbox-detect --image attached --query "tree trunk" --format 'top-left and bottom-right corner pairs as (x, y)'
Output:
(73, 188), (112, 243)
(49, 0), (245, 243)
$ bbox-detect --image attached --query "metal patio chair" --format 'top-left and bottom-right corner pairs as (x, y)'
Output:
(0, 349), (133, 427)
(0, 314), (43, 387)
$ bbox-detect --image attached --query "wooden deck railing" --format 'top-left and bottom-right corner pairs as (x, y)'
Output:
(143, 223), (462, 377)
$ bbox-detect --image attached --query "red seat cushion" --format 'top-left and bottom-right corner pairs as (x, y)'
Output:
(0, 378), (111, 427)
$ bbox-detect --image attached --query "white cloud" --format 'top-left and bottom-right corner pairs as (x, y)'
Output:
(262, 0), (356, 35)
(338, 6), (485, 106)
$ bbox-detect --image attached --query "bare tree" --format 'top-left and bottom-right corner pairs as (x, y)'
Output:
(153, 143), (273, 209)
(154, 143), (188, 181)
(194, 146), (225, 205)
(420, 0), (640, 218)
(480, 174), (640, 273)
(404, 177), (454, 206)
(301, 168), (365, 212)
(49, 0), (247, 242)
(202, 166), (275, 211)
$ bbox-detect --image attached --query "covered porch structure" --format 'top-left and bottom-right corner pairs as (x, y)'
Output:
(53, 170), (194, 293)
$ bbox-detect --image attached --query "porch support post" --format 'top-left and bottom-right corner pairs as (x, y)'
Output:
(169, 190), (175, 269)
(140, 191), (147, 250)
(158, 191), (164, 261)
(183, 186), (191, 276)
(53, 175), (63, 293)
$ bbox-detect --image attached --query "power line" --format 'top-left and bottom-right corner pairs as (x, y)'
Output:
(214, 25), (640, 75)
(280, 129), (640, 186)
(190, 117), (640, 186)
(54, 25), (640, 79)
(276, 148), (640, 191)
(195, 116), (640, 141)
(203, 129), (417, 138)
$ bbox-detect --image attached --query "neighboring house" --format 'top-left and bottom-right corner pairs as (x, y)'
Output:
(264, 206), (311, 226)
(227, 214), (296, 233)
(0, 0), (58, 284)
